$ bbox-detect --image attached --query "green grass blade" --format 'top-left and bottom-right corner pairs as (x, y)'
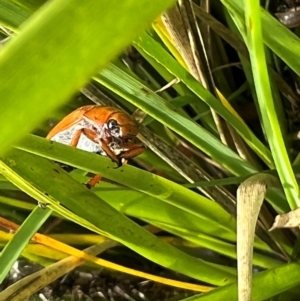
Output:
(19, 135), (294, 252)
(183, 176), (251, 188)
(182, 262), (300, 301)
(92, 182), (237, 243)
(0, 0), (30, 28)
(243, 0), (299, 209)
(0, 175), (277, 264)
(0, 206), (51, 283)
(17, 135), (236, 234)
(94, 182), (281, 268)
(0, 0), (175, 155)
(153, 223), (282, 269)
(1, 148), (236, 286)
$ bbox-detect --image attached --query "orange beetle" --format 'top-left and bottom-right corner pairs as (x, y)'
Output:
(47, 105), (144, 166)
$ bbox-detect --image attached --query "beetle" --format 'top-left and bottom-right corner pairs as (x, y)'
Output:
(47, 105), (144, 167)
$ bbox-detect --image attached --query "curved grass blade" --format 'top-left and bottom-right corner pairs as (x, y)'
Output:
(181, 262), (300, 301)
(19, 135), (295, 254)
(17, 135), (294, 254)
(17, 135), (237, 234)
(1, 148), (236, 286)
(0, 175), (281, 266)
(93, 182), (283, 269)
(0, 156), (104, 235)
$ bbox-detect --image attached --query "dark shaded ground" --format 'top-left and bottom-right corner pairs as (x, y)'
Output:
(1, 257), (199, 301)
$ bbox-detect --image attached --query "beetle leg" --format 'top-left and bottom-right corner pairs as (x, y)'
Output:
(99, 139), (120, 164)
(70, 129), (84, 147)
(68, 129), (104, 189)
(82, 129), (119, 164)
(75, 129), (104, 189)
(86, 174), (102, 189)
(82, 128), (98, 143)
(119, 143), (145, 160)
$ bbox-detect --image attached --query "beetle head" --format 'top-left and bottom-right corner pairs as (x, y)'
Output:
(106, 112), (139, 139)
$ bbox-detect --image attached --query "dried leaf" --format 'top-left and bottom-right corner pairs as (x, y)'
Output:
(270, 208), (300, 231)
